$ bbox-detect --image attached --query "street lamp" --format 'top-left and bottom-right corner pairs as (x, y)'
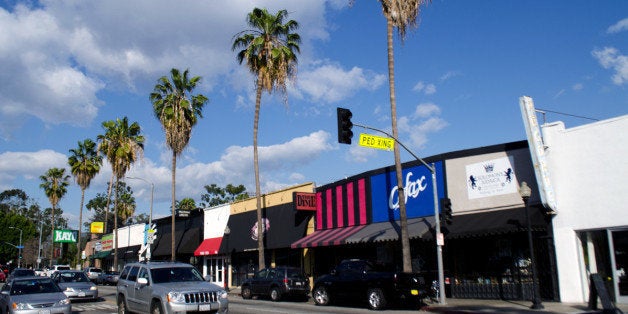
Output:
(126, 176), (154, 261)
(9, 227), (23, 268)
(519, 181), (544, 310)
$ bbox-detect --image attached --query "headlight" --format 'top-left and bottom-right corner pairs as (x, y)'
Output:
(13, 302), (33, 310)
(218, 290), (228, 299)
(57, 298), (71, 306)
(65, 287), (75, 292)
(90, 286), (98, 291)
(167, 291), (185, 303)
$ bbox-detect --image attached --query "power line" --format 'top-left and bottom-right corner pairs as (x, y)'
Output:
(535, 108), (600, 124)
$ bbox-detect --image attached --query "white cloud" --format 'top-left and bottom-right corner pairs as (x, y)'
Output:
(572, 83), (583, 91)
(398, 103), (448, 148)
(412, 81), (436, 95)
(297, 61), (386, 103)
(440, 71), (461, 82)
(413, 102), (441, 118)
(607, 18), (628, 34)
(592, 47), (628, 85)
(0, 150), (69, 189)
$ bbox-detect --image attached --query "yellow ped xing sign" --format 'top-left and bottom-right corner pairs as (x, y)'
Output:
(358, 133), (395, 151)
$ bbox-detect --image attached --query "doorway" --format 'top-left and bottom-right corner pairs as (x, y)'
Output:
(611, 230), (628, 303)
(205, 257), (225, 288)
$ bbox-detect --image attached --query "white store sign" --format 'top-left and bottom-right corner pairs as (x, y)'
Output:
(466, 156), (518, 199)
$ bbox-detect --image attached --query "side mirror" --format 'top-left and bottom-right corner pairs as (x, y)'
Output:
(204, 275), (211, 281)
(330, 269), (337, 276)
(137, 277), (148, 285)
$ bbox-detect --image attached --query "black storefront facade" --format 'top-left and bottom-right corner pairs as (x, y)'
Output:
(291, 141), (559, 301)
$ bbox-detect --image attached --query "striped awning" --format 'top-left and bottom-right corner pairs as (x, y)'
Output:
(291, 225), (366, 249)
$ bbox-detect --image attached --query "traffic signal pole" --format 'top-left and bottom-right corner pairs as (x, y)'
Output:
(350, 122), (447, 305)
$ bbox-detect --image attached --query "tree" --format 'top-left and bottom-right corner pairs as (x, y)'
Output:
(150, 68), (208, 261)
(68, 139), (103, 268)
(232, 7), (300, 270)
(175, 197), (197, 212)
(39, 167), (70, 267)
(97, 117), (144, 271)
(200, 184), (248, 207)
(378, 0), (430, 272)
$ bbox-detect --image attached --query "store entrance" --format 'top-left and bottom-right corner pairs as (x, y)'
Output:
(611, 230), (628, 304)
(205, 257), (225, 288)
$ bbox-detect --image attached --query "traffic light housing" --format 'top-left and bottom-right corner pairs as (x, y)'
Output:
(337, 107), (353, 144)
(440, 197), (453, 225)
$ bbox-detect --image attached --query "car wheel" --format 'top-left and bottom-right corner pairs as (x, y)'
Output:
(367, 288), (387, 310)
(270, 287), (282, 302)
(241, 286), (253, 299)
(313, 286), (330, 306)
(150, 301), (163, 314)
(117, 296), (128, 314)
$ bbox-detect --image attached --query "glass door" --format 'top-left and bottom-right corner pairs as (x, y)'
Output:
(611, 230), (628, 303)
(205, 257), (225, 288)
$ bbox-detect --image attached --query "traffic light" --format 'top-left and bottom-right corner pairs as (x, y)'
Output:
(440, 197), (453, 225)
(337, 107), (353, 144)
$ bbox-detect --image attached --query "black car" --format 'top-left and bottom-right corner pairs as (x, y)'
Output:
(241, 266), (310, 302)
(6, 268), (36, 282)
(96, 270), (119, 285)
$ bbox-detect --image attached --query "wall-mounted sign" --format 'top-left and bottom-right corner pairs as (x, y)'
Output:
(53, 229), (78, 243)
(91, 222), (104, 234)
(101, 234), (113, 251)
(466, 156), (518, 199)
(293, 192), (317, 211)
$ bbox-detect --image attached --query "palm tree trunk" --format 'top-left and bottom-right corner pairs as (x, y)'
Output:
(50, 205), (55, 268)
(104, 173), (114, 233)
(387, 17), (412, 272)
(113, 177), (119, 271)
(77, 189), (85, 269)
(254, 75), (265, 270)
(171, 152), (177, 262)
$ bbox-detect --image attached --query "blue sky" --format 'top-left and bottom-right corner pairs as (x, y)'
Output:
(1, 0), (626, 231)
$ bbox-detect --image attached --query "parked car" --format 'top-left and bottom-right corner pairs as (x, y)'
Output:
(6, 268), (36, 282)
(33, 268), (48, 277)
(0, 265), (9, 278)
(0, 271), (5, 283)
(312, 259), (428, 310)
(116, 261), (228, 314)
(50, 270), (98, 301)
(0, 275), (71, 314)
(46, 265), (71, 277)
(96, 270), (119, 285)
(241, 266), (310, 301)
(84, 267), (102, 282)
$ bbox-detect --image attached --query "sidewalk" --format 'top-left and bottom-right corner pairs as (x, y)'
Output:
(227, 286), (626, 313)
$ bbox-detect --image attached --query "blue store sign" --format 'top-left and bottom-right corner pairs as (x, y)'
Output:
(370, 161), (445, 222)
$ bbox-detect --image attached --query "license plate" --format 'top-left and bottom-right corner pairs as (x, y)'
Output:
(296, 282), (302, 286)
(78, 291), (86, 297)
(38, 310), (51, 314)
(411, 289), (419, 296)
(199, 304), (211, 311)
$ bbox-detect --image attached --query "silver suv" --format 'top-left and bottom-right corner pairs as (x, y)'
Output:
(116, 261), (228, 314)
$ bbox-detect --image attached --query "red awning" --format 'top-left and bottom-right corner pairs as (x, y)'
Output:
(291, 225), (365, 249)
(194, 237), (223, 256)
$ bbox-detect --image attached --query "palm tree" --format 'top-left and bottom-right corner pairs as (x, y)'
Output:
(378, 0), (430, 272)
(39, 167), (70, 267)
(232, 7), (300, 270)
(97, 117), (144, 270)
(150, 68), (208, 261)
(68, 139), (102, 269)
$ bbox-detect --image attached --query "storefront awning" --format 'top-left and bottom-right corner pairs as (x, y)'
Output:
(345, 217), (435, 244)
(291, 225), (366, 248)
(194, 237), (222, 256)
(91, 250), (111, 259)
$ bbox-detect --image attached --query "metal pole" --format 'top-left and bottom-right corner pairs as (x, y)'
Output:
(520, 181), (544, 309)
(38, 218), (43, 269)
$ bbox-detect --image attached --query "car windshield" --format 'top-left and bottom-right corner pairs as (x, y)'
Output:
(12, 269), (35, 277)
(11, 278), (62, 295)
(59, 272), (90, 283)
(287, 269), (306, 279)
(150, 267), (204, 283)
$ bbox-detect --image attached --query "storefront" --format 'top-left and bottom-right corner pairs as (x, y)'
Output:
(291, 141), (558, 301)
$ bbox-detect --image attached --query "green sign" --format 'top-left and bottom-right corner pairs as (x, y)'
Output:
(53, 229), (78, 243)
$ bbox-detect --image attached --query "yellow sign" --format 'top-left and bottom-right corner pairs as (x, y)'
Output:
(359, 133), (394, 151)
(90, 222), (104, 234)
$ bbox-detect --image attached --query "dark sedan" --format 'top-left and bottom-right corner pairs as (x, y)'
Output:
(96, 270), (119, 285)
(241, 266), (310, 302)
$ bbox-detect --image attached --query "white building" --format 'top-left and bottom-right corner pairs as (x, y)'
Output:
(522, 96), (628, 303)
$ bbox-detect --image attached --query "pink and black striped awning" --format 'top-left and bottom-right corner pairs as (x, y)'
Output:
(291, 225), (366, 249)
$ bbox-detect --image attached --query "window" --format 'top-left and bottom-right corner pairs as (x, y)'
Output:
(127, 266), (139, 282)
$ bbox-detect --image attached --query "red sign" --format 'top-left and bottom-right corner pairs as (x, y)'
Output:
(294, 192), (316, 211)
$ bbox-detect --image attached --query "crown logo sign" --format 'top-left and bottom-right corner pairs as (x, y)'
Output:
(483, 163), (495, 173)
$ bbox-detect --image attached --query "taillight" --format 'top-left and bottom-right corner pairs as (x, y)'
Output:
(283, 278), (289, 284)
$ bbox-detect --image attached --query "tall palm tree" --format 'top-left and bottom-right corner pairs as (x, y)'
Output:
(39, 167), (70, 267)
(150, 68), (208, 262)
(97, 117), (144, 270)
(232, 7), (300, 270)
(68, 139), (102, 269)
(379, 0), (430, 272)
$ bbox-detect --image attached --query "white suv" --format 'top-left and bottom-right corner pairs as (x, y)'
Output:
(116, 261), (228, 314)
(84, 267), (102, 282)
